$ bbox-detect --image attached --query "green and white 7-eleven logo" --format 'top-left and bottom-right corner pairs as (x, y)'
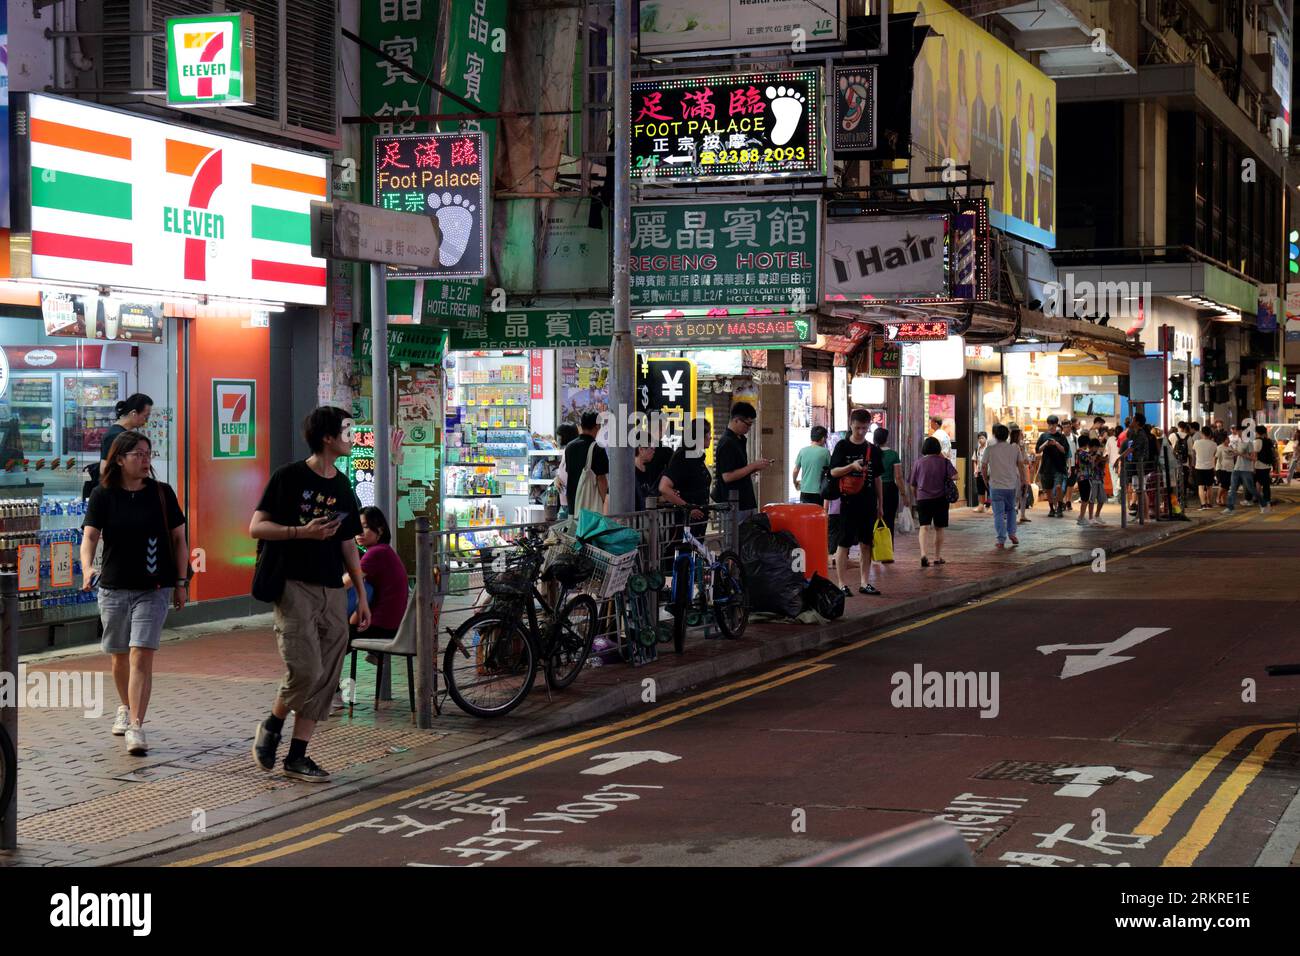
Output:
(166, 13), (252, 107)
(213, 379), (256, 459)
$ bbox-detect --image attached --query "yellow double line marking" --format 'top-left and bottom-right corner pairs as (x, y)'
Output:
(173, 661), (833, 867)
(173, 515), (1221, 867)
(1135, 722), (1297, 866)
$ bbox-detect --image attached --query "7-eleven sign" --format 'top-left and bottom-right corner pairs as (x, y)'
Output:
(213, 379), (256, 459)
(166, 13), (256, 108)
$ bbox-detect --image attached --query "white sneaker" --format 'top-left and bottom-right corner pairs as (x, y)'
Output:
(125, 726), (148, 756)
(1222, 508), (1235, 515)
(111, 705), (130, 736)
(1091, 519), (1107, 527)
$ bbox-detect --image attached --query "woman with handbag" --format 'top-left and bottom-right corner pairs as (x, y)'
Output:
(80, 431), (188, 756)
(873, 427), (907, 539)
(909, 436), (959, 567)
(828, 409), (885, 596)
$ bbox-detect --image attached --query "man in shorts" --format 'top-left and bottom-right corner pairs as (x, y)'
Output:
(1035, 415), (1070, 517)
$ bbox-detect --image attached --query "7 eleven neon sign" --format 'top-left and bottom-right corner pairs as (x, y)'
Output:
(213, 379), (256, 459)
(166, 13), (256, 107)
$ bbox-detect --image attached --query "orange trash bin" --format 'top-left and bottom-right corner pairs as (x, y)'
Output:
(762, 503), (828, 581)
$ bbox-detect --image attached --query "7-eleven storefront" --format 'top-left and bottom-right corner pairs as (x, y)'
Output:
(1, 93), (329, 650)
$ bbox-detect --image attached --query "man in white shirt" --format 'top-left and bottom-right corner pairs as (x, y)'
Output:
(930, 417), (955, 466)
(1224, 420), (1259, 514)
(1191, 425), (1218, 510)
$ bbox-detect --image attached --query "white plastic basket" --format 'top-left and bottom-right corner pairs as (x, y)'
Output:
(543, 527), (636, 600)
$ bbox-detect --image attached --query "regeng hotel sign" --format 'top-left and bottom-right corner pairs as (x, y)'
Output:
(166, 13), (256, 108)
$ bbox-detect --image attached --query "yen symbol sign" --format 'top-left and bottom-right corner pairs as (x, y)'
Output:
(660, 370), (685, 404)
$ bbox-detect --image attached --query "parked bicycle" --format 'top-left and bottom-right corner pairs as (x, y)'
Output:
(666, 506), (749, 653)
(444, 527), (599, 718)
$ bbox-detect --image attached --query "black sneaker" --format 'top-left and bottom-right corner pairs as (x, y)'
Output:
(252, 722), (280, 772)
(283, 755), (331, 783)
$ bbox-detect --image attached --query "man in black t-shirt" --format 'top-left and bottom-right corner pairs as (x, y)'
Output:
(1035, 415), (1069, 517)
(563, 411), (609, 514)
(715, 402), (770, 521)
(250, 407), (369, 784)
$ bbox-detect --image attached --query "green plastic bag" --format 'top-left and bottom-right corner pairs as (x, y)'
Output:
(575, 510), (641, 555)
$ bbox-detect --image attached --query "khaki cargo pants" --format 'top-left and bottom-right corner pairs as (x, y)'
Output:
(274, 580), (349, 722)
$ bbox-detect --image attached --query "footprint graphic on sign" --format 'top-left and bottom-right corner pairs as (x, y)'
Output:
(354, 471), (376, 508)
(766, 86), (806, 146)
(427, 192), (476, 267)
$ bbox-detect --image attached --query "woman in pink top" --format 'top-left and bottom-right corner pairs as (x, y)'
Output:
(909, 436), (958, 567)
(347, 507), (409, 640)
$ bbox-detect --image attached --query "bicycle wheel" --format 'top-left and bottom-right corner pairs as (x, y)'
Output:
(0, 724), (14, 820)
(545, 593), (599, 690)
(443, 612), (537, 718)
(711, 550), (750, 640)
(670, 551), (692, 655)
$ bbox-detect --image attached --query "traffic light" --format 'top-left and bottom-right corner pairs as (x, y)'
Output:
(1290, 230), (1299, 274)
(1169, 373), (1185, 403)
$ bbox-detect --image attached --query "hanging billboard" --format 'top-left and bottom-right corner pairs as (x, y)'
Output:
(637, 0), (846, 55)
(11, 93), (329, 304)
(896, 0), (1056, 248)
(824, 213), (951, 302)
(630, 198), (818, 309)
(373, 131), (487, 279)
(630, 69), (822, 182)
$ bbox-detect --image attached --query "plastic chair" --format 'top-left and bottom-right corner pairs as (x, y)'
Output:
(348, 590), (416, 718)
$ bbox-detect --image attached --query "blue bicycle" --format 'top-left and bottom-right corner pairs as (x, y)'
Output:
(667, 506), (748, 653)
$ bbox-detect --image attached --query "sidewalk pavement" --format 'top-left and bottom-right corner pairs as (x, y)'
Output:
(1, 492), (1268, 866)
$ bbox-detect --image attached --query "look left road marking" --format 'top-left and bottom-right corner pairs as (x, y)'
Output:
(168, 659), (822, 867)
(219, 664), (832, 867)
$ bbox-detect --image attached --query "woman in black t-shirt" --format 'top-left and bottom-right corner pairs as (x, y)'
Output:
(83, 393), (153, 499)
(828, 409), (885, 597)
(81, 431), (187, 757)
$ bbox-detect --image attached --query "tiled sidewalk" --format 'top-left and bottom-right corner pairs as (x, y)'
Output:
(1, 494), (1244, 866)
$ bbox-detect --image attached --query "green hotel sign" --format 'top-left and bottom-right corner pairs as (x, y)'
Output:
(166, 13), (256, 108)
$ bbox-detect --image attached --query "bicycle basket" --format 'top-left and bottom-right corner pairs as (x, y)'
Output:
(479, 551), (539, 599)
(541, 549), (595, 589)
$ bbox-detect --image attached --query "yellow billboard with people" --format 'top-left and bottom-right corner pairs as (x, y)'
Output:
(897, 0), (1057, 248)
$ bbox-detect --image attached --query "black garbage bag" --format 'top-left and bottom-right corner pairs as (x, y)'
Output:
(739, 517), (806, 618)
(802, 573), (845, 620)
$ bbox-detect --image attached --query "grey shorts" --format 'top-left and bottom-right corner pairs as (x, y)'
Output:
(99, 587), (172, 653)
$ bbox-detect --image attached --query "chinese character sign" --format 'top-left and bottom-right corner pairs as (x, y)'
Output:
(446, 308), (614, 351)
(630, 70), (822, 182)
(630, 199), (819, 308)
(373, 132), (487, 279)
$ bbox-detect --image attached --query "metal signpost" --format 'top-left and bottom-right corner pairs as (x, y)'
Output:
(311, 199), (442, 522)
(1, 573), (17, 850)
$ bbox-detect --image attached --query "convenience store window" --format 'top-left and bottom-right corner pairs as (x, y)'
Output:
(0, 309), (176, 623)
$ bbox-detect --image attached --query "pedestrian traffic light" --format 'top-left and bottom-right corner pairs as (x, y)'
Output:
(1290, 230), (1299, 274)
(1169, 373), (1185, 402)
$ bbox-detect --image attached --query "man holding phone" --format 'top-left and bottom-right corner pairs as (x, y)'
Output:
(249, 406), (370, 783)
(715, 402), (769, 523)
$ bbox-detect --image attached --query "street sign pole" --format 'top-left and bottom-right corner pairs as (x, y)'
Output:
(370, 262), (393, 522)
(606, 0), (635, 514)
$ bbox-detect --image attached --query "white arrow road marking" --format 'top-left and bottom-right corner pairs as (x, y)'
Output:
(1036, 627), (1170, 679)
(1051, 766), (1154, 798)
(581, 751), (681, 776)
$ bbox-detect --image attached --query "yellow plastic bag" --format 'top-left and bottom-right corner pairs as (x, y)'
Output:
(872, 517), (894, 563)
